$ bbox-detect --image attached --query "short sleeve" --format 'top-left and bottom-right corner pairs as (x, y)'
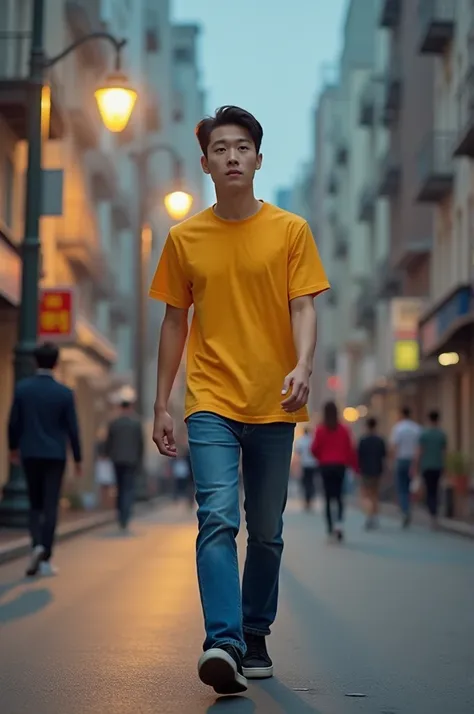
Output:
(149, 234), (193, 308)
(288, 222), (330, 300)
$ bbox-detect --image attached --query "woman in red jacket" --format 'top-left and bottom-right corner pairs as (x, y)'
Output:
(311, 401), (358, 541)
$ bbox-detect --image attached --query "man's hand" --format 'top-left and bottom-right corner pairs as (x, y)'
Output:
(281, 363), (311, 413)
(74, 463), (82, 478)
(9, 450), (20, 465)
(153, 409), (177, 458)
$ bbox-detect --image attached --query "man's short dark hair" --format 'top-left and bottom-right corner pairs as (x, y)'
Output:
(34, 342), (59, 370)
(120, 400), (132, 409)
(401, 406), (411, 419)
(195, 105), (263, 157)
(428, 410), (440, 423)
(367, 417), (377, 430)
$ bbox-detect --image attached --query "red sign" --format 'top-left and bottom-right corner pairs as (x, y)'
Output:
(38, 287), (76, 341)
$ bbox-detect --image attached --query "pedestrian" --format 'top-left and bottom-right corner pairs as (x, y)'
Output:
(94, 428), (115, 509)
(105, 399), (144, 530)
(172, 450), (192, 504)
(7, 342), (82, 577)
(413, 410), (447, 529)
(294, 427), (319, 511)
(389, 406), (421, 528)
(311, 401), (358, 542)
(149, 105), (329, 695)
(357, 417), (387, 530)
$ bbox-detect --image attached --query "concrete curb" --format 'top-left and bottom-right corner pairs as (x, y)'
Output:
(0, 498), (166, 566)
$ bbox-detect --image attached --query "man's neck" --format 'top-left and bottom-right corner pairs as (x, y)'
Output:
(213, 189), (262, 221)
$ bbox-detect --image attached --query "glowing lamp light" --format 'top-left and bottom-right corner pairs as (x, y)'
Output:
(438, 352), (460, 367)
(357, 405), (368, 418)
(41, 84), (51, 139)
(343, 407), (359, 423)
(94, 72), (137, 132)
(164, 190), (193, 221)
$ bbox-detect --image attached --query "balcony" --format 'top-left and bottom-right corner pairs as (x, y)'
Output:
(333, 228), (348, 260)
(358, 186), (376, 222)
(454, 70), (474, 158)
(379, 0), (402, 29)
(418, 0), (455, 55)
(85, 149), (117, 201)
(378, 151), (401, 197)
(359, 79), (375, 127)
(355, 284), (376, 330)
(375, 258), (402, 299)
(382, 57), (402, 126)
(416, 131), (454, 203)
(0, 34), (64, 140)
(394, 238), (433, 271)
(57, 237), (111, 295)
(65, 0), (107, 71)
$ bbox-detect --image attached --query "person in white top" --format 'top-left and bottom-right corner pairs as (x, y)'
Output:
(294, 428), (319, 511)
(389, 406), (421, 528)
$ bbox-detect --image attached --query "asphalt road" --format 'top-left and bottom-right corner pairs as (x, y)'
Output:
(1, 498), (473, 714)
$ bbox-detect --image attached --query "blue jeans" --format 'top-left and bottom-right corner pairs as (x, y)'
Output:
(187, 411), (295, 655)
(396, 459), (412, 515)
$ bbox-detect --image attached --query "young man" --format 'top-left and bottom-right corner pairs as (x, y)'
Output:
(389, 406), (421, 528)
(149, 106), (329, 695)
(8, 342), (82, 576)
(414, 410), (447, 529)
(357, 417), (387, 530)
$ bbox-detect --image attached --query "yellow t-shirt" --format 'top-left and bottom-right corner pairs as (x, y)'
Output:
(149, 201), (330, 424)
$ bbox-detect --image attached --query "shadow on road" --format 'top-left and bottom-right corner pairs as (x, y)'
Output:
(0, 587), (53, 625)
(206, 695), (256, 713)
(95, 528), (144, 540)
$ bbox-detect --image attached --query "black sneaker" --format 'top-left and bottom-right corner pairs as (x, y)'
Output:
(198, 644), (248, 695)
(242, 633), (274, 679)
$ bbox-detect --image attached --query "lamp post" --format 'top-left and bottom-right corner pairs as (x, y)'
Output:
(0, 0), (137, 527)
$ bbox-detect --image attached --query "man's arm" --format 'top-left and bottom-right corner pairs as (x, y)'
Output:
(281, 295), (317, 413)
(65, 391), (82, 465)
(153, 304), (189, 457)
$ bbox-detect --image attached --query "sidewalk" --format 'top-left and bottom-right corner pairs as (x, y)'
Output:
(355, 497), (474, 539)
(0, 499), (164, 565)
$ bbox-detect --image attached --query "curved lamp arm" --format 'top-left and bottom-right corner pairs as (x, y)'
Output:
(137, 143), (184, 182)
(44, 32), (127, 69)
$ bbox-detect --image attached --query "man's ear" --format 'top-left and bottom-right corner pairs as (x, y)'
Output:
(256, 153), (263, 171)
(201, 155), (210, 174)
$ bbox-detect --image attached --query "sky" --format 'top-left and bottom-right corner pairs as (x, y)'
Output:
(172, 0), (348, 203)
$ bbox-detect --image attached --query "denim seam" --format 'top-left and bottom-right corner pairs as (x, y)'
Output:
(243, 626), (271, 637)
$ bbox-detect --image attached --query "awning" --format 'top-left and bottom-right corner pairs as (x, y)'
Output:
(419, 284), (474, 358)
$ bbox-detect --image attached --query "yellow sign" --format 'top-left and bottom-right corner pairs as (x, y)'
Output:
(394, 340), (419, 371)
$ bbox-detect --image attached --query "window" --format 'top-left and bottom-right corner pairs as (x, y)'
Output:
(174, 47), (193, 64)
(3, 156), (14, 228)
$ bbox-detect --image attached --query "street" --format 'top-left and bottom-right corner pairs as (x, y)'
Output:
(1, 500), (473, 714)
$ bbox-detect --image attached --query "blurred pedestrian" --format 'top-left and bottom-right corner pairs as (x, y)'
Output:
(294, 427), (319, 511)
(413, 410), (447, 529)
(357, 417), (387, 530)
(8, 342), (82, 577)
(311, 401), (358, 542)
(94, 428), (115, 509)
(150, 105), (330, 694)
(389, 406), (421, 528)
(172, 447), (194, 507)
(105, 400), (144, 530)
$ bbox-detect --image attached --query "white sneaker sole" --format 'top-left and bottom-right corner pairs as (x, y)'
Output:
(242, 664), (274, 679)
(198, 649), (248, 695)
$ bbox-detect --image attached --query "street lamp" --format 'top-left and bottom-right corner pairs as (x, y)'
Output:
(0, 0), (137, 527)
(164, 190), (194, 221)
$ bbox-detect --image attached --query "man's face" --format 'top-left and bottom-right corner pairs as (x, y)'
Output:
(201, 124), (262, 190)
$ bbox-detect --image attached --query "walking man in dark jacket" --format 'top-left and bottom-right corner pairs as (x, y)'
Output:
(105, 400), (144, 530)
(8, 342), (82, 577)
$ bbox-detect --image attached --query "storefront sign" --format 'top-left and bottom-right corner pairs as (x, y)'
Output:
(389, 298), (424, 371)
(419, 286), (473, 358)
(38, 287), (76, 341)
